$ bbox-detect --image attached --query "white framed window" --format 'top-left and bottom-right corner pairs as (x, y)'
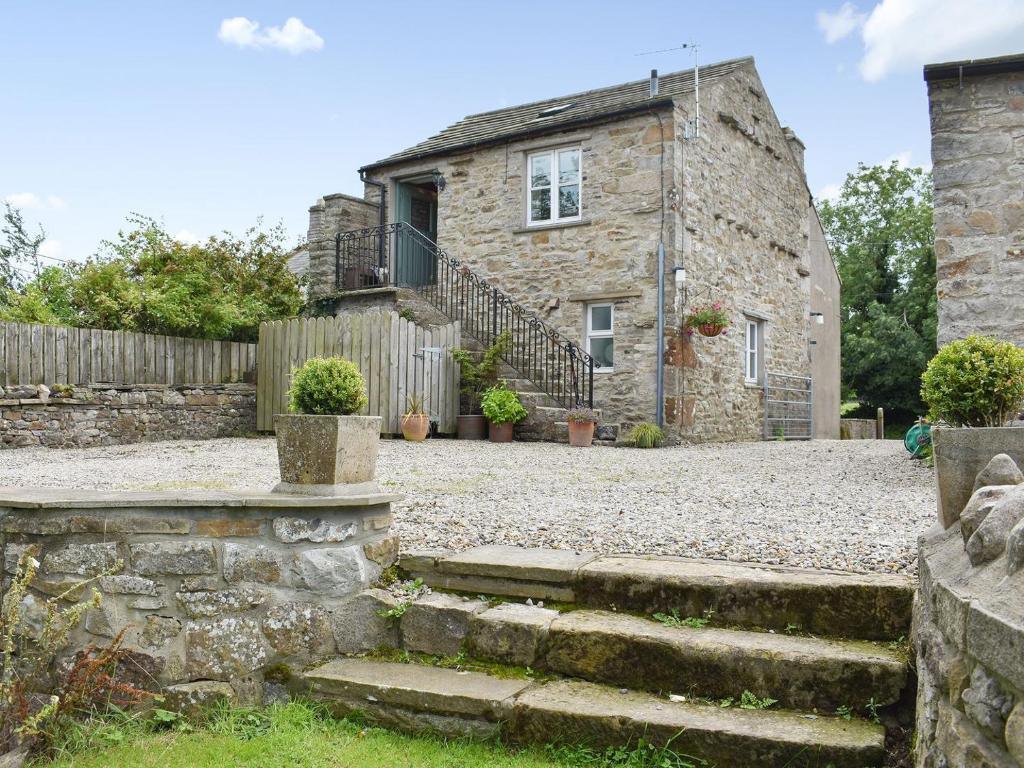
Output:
(527, 147), (581, 225)
(586, 303), (614, 372)
(744, 318), (763, 384)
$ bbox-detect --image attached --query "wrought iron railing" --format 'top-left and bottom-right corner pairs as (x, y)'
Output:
(334, 222), (594, 408)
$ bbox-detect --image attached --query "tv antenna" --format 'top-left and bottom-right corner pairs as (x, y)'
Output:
(635, 42), (700, 140)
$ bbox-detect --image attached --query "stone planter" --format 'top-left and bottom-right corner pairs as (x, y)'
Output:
(568, 420), (595, 447)
(457, 414), (487, 440)
(401, 413), (430, 441)
(488, 421), (514, 443)
(932, 425), (1024, 527)
(274, 414), (382, 495)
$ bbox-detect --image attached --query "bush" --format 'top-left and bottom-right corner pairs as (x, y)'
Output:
(287, 357), (367, 415)
(920, 335), (1024, 427)
(480, 385), (527, 426)
(626, 422), (665, 448)
(451, 332), (510, 414)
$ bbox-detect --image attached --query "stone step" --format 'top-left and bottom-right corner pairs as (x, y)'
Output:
(305, 659), (886, 768)
(540, 609), (907, 712)
(401, 546), (913, 640)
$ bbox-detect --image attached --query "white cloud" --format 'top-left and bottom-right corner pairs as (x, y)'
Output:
(3, 192), (66, 210)
(38, 239), (63, 260)
(218, 16), (323, 55)
(819, 0), (1024, 81)
(816, 183), (843, 201)
(817, 2), (867, 43)
(883, 150), (913, 169)
(174, 229), (202, 245)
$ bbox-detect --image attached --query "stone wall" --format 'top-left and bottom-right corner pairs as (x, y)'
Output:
(310, 60), (832, 441)
(306, 193), (380, 299)
(926, 55), (1024, 346)
(0, 488), (399, 706)
(840, 418), (879, 440)
(665, 66), (815, 441)
(0, 383), (256, 449)
(913, 454), (1024, 766)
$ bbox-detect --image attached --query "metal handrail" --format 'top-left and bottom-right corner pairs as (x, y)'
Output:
(334, 222), (594, 408)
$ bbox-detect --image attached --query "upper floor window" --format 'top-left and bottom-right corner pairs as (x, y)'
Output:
(528, 148), (581, 225)
(587, 303), (614, 372)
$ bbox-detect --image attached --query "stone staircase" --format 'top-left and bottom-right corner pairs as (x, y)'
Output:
(305, 546), (915, 767)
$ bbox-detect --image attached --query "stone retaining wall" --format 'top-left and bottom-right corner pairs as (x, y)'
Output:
(913, 456), (1024, 767)
(0, 383), (256, 449)
(840, 418), (879, 440)
(0, 488), (399, 706)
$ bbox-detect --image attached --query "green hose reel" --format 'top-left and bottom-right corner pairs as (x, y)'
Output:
(904, 421), (932, 457)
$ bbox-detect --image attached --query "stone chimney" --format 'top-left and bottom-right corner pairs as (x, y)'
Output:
(782, 127), (805, 176)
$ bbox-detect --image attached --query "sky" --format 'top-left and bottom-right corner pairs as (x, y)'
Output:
(3, 0), (1024, 267)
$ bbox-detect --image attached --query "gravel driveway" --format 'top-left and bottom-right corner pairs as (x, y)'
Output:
(0, 437), (935, 575)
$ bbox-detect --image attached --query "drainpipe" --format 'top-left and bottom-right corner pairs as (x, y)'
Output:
(359, 170), (387, 269)
(655, 240), (666, 427)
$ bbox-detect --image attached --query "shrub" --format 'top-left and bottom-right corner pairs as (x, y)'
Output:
(684, 302), (730, 335)
(480, 385), (527, 426)
(567, 407), (598, 424)
(287, 357), (367, 415)
(626, 422), (665, 448)
(451, 332), (510, 413)
(920, 336), (1024, 427)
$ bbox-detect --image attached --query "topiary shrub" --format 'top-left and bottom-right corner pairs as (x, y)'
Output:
(288, 356), (368, 415)
(920, 335), (1024, 427)
(480, 384), (527, 426)
(626, 422), (665, 448)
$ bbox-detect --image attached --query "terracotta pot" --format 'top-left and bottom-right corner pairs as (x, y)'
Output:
(567, 420), (596, 447)
(488, 421), (514, 443)
(401, 413), (430, 441)
(457, 414), (488, 440)
(697, 323), (726, 338)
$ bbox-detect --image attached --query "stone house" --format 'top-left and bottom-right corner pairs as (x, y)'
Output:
(925, 52), (1024, 347)
(303, 57), (840, 441)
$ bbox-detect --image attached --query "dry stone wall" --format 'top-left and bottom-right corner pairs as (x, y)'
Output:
(914, 454), (1024, 767)
(306, 193), (380, 300)
(927, 63), (1024, 346)
(1, 489), (399, 706)
(0, 383), (255, 449)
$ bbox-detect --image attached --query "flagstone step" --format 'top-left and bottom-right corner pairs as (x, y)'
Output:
(400, 546), (914, 640)
(541, 609), (907, 712)
(305, 659), (886, 768)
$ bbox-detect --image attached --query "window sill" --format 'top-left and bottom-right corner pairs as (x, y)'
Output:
(513, 218), (591, 235)
(744, 380), (762, 389)
(593, 368), (614, 375)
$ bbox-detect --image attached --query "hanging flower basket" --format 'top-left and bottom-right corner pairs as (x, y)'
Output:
(685, 303), (730, 338)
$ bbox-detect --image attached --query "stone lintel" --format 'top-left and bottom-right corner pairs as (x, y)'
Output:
(0, 487), (402, 510)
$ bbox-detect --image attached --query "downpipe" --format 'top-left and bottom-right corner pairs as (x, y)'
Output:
(656, 240), (665, 427)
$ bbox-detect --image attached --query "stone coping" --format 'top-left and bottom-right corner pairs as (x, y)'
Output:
(0, 486), (402, 510)
(920, 522), (1024, 691)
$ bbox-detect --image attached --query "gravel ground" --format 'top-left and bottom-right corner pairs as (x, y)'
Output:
(0, 437), (935, 575)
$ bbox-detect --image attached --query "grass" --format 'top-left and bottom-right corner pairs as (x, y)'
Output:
(39, 701), (709, 768)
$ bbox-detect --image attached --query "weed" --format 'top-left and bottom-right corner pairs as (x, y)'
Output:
(625, 422), (665, 449)
(835, 704), (854, 720)
(546, 738), (710, 767)
(738, 691), (778, 710)
(865, 698), (881, 724)
(784, 623), (800, 635)
(652, 609), (712, 630)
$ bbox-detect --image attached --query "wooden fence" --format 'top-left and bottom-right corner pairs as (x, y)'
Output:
(256, 312), (460, 435)
(0, 321), (256, 386)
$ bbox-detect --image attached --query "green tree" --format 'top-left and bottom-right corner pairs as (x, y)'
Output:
(0, 203), (45, 290)
(818, 162), (936, 420)
(0, 214), (302, 341)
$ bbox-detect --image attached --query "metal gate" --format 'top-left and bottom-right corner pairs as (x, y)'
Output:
(764, 373), (813, 440)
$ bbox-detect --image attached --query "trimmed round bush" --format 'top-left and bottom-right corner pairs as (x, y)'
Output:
(288, 356), (368, 415)
(921, 335), (1024, 427)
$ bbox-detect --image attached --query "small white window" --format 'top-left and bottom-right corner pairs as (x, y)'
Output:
(586, 303), (614, 372)
(744, 318), (763, 384)
(527, 147), (581, 225)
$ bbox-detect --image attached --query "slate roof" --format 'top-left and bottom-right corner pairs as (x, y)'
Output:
(360, 56), (754, 172)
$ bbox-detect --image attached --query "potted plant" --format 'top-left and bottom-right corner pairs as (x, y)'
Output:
(684, 303), (730, 337)
(452, 331), (511, 440)
(567, 407), (598, 447)
(401, 394), (430, 441)
(273, 356), (380, 495)
(480, 383), (527, 443)
(921, 335), (1024, 527)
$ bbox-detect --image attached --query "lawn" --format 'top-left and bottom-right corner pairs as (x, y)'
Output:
(40, 702), (697, 768)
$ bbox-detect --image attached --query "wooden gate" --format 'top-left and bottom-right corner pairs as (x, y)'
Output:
(256, 312), (460, 435)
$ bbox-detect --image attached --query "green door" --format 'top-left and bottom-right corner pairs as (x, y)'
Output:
(395, 180), (438, 287)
